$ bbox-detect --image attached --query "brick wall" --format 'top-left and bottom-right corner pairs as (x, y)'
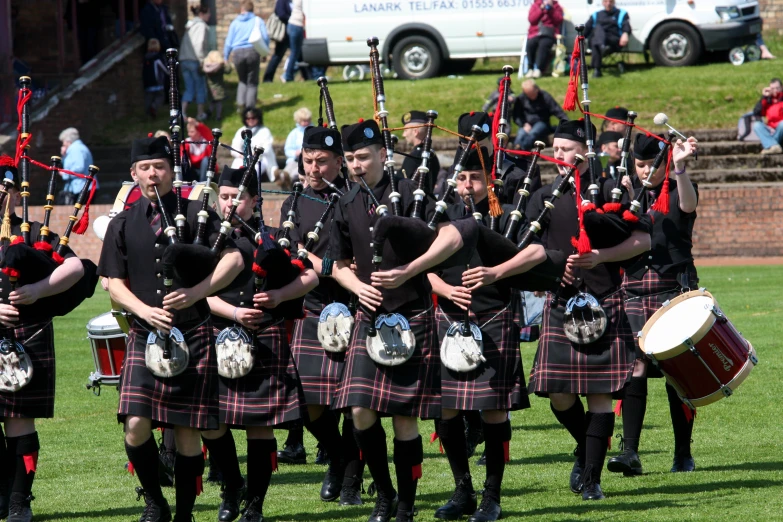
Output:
(760, 0), (783, 33)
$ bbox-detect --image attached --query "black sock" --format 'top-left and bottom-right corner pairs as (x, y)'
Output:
(667, 383), (694, 456)
(8, 432), (39, 496)
(341, 416), (364, 485)
(5, 435), (17, 496)
(285, 422), (304, 447)
(126, 435), (165, 504)
(202, 430), (243, 490)
(621, 377), (648, 452)
(162, 427), (176, 455)
(246, 438), (277, 509)
(173, 453), (204, 521)
(482, 420), (511, 503)
(307, 410), (344, 472)
(353, 419), (394, 497)
(463, 411), (483, 435)
(437, 416), (471, 486)
(585, 412), (615, 485)
(550, 398), (587, 458)
(393, 436), (423, 515)
(0, 425), (7, 494)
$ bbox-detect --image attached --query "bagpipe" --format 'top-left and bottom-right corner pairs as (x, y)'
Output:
(487, 64), (514, 231)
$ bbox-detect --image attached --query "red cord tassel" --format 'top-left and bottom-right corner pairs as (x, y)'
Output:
(613, 400), (623, 417)
(622, 210), (639, 223)
(562, 37), (582, 111)
(252, 263), (267, 277)
(570, 162), (592, 254)
(2, 267), (19, 278)
(33, 241), (53, 254)
(11, 236), (24, 245)
(23, 452), (38, 474)
(292, 259), (306, 273)
(603, 202), (622, 214)
(651, 149), (673, 214)
(72, 179), (97, 235)
(52, 251), (65, 265)
(412, 464), (422, 480)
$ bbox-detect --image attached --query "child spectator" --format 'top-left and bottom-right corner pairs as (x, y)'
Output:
(752, 78), (783, 154)
(182, 117), (214, 182)
(142, 38), (167, 118)
(203, 50), (232, 122)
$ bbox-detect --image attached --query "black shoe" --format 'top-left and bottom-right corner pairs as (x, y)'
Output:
(315, 444), (331, 465)
(434, 475), (477, 520)
(339, 477), (364, 506)
(467, 495), (502, 522)
(475, 450), (486, 466)
(607, 448), (643, 476)
(368, 492), (398, 522)
(570, 446), (585, 494)
(136, 487), (172, 522)
(320, 468), (343, 502)
(6, 493), (34, 522)
(219, 479), (247, 521)
(617, 62), (625, 74)
(277, 443), (307, 465)
(396, 507), (417, 522)
(158, 450), (175, 488)
(238, 496), (264, 522)
(592, 69), (602, 78)
(0, 489), (9, 519)
(582, 482), (605, 501)
(671, 452), (696, 472)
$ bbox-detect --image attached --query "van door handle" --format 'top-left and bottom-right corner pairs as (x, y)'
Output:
(477, 31), (484, 37)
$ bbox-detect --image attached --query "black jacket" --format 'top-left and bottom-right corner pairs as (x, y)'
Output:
(512, 89), (568, 128)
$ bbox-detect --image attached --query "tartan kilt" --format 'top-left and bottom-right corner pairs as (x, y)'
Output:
(436, 304), (529, 412)
(290, 306), (346, 407)
(529, 291), (634, 396)
(331, 305), (441, 419)
(623, 270), (682, 378)
(0, 322), (55, 419)
(214, 319), (307, 428)
(118, 319), (219, 430)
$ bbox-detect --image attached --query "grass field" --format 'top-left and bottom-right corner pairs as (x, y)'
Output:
(97, 34), (783, 150)
(18, 264), (782, 521)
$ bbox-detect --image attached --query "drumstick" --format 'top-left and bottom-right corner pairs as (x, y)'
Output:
(653, 113), (696, 160)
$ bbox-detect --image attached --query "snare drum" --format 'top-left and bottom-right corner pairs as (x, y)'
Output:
(87, 312), (127, 391)
(640, 288), (757, 408)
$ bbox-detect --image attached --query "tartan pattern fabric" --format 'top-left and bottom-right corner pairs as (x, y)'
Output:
(529, 291), (635, 396)
(436, 305), (529, 412)
(118, 320), (219, 430)
(214, 321), (307, 428)
(0, 322), (55, 419)
(289, 306), (346, 406)
(332, 306), (441, 419)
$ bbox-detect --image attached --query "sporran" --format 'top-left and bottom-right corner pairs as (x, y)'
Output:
(318, 302), (354, 353)
(145, 328), (190, 378)
(440, 320), (485, 372)
(215, 326), (255, 379)
(563, 292), (608, 344)
(0, 338), (33, 392)
(366, 313), (416, 367)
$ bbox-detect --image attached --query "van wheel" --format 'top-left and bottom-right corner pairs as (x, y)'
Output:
(392, 35), (442, 80)
(649, 22), (702, 67)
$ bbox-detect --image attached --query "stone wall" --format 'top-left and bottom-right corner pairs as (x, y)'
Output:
(760, 0), (783, 33)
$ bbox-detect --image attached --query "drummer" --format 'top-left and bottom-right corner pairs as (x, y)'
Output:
(606, 133), (699, 476)
(0, 156), (86, 520)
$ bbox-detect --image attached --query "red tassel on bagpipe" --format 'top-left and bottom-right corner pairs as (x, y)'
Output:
(11, 236), (24, 245)
(570, 164), (593, 255)
(52, 251), (65, 265)
(562, 36), (583, 112)
(2, 267), (19, 278)
(291, 259), (306, 273)
(15, 87), (33, 168)
(651, 148), (673, 214)
(72, 178), (97, 235)
(622, 209), (639, 223)
(490, 76), (510, 181)
(603, 202), (622, 214)
(251, 262), (267, 277)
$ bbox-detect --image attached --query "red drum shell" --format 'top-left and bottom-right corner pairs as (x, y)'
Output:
(87, 312), (127, 388)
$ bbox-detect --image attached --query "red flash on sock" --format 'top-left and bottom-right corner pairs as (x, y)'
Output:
(359, 449), (363, 461)
(412, 464), (422, 480)
(128, 462), (135, 476)
(682, 404), (696, 423)
(271, 451), (278, 472)
(613, 400), (623, 417)
(23, 452), (38, 474)
(503, 441), (510, 463)
(196, 476), (203, 496)
(202, 444), (208, 461)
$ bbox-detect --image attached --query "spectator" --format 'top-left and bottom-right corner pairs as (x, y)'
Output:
(758, 34), (776, 60)
(584, 0), (631, 78)
(224, 0), (268, 113)
(525, 0), (564, 78)
(263, 0), (292, 83)
(230, 107), (278, 183)
(203, 50), (231, 122)
(597, 130), (622, 178)
(512, 79), (568, 150)
(140, 0), (176, 51)
(284, 107), (312, 165)
(283, 0), (305, 83)
(752, 78), (783, 154)
(58, 128), (94, 205)
(142, 38), (167, 118)
(180, 4), (211, 120)
(602, 106), (628, 132)
(482, 76), (516, 113)
(183, 117), (214, 182)
(154, 129), (171, 140)
(400, 110), (441, 193)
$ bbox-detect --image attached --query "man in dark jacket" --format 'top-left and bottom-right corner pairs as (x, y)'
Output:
(263, 0), (293, 83)
(140, 0), (176, 50)
(512, 79), (568, 151)
(584, 0), (631, 77)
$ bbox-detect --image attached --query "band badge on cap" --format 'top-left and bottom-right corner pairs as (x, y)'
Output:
(402, 112), (412, 124)
(364, 127), (375, 139)
(576, 128), (585, 138)
(325, 136), (334, 147)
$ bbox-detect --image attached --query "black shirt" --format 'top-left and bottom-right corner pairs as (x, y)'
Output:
(400, 144), (441, 196)
(512, 89), (568, 128)
(329, 174), (437, 312)
(584, 7), (632, 42)
(98, 191), (234, 326)
(280, 176), (351, 308)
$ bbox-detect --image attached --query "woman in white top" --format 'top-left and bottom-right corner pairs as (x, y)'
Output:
(230, 107), (278, 183)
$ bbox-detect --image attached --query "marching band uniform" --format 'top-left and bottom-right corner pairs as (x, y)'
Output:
(400, 110), (441, 195)
(0, 158), (86, 522)
(201, 166), (312, 522)
(280, 126), (366, 505)
(607, 133), (700, 476)
(98, 137), (243, 522)
(525, 121), (651, 500)
(429, 147), (535, 522)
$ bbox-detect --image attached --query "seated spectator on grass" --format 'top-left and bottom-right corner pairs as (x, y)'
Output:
(512, 79), (568, 150)
(183, 117), (214, 182)
(525, 0), (564, 78)
(752, 78), (783, 154)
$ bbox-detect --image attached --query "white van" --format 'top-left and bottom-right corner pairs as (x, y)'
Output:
(301, 0), (762, 79)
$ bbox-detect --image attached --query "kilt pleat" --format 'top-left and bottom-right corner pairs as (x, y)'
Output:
(118, 320), (219, 430)
(436, 305), (529, 412)
(290, 307), (346, 406)
(331, 306), (441, 419)
(0, 322), (55, 419)
(215, 320), (307, 428)
(529, 291), (634, 396)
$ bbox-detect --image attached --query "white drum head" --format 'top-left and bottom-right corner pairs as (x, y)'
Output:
(87, 312), (122, 336)
(644, 295), (714, 355)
